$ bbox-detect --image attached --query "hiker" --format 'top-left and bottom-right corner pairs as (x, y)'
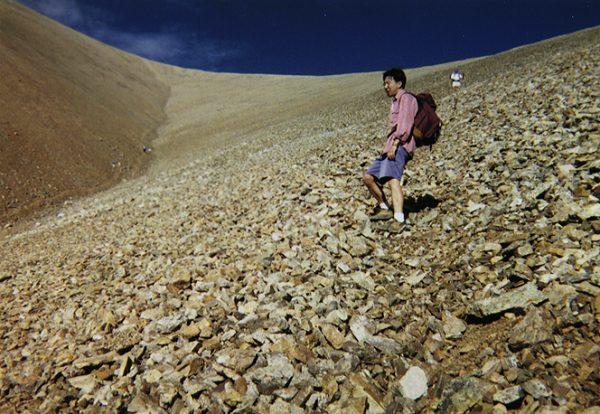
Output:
(363, 68), (417, 229)
(450, 69), (463, 88)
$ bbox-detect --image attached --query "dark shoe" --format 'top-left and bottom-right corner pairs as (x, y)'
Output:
(370, 208), (393, 221)
(374, 220), (409, 233)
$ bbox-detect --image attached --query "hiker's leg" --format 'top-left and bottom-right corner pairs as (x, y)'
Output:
(363, 173), (387, 206)
(389, 178), (404, 216)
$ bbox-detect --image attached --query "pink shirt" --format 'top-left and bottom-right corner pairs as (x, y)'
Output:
(382, 89), (417, 156)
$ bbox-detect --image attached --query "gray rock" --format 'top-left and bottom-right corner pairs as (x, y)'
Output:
(493, 385), (524, 405)
(249, 353), (294, 394)
(349, 315), (402, 353)
(399, 366), (428, 400)
(215, 348), (257, 371)
(443, 310), (467, 339)
(67, 374), (100, 395)
(508, 308), (552, 350)
(436, 376), (494, 413)
(465, 283), (548, 318)
(156, 314), (185, 334)
(522, 378), (552, 399)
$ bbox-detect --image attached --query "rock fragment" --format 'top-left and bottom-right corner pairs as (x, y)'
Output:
(465, 283), (548, 318)
(398, 366), (428, 400)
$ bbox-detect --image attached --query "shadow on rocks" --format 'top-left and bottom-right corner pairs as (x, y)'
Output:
(405, 193), (440, 214)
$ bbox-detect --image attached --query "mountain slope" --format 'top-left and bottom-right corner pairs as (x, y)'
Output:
(0, 24), (598, 413)
(0, 0), (170, 223)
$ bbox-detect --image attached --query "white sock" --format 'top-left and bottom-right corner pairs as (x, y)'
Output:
(394, 212), (405, 223)
(380, 202), (389, 210)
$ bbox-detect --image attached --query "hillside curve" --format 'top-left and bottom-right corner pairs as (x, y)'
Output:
(0, 0), (170, 224)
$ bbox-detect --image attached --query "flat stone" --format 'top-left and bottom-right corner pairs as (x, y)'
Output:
(348, 315), (401, 352)
(493, 385), (524, 405)
(466, 283), (548, 318)
(67, 374), (100, 395)
(216, 348), (257, 371)
(320, 323), (346, 350)
(508, 308), (552, 350)
(398, 366), (428, 400)
(436, 376), (493, 413)
(349, 372), (385, 414)
(156, 314), (185, 334)
(522, 379), (552, 399)
(249, 353), (294, 394)
(443, 310), (467, 339)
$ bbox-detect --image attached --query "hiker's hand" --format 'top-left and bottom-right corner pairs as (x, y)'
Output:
(387, 144), (397, 160)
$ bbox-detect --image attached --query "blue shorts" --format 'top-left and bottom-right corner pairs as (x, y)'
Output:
(365, 147), (409, 184)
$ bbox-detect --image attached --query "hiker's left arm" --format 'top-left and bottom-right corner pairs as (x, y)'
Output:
(389, 95), (418, 144)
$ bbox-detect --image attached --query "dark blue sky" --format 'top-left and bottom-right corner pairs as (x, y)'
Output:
(20, 0), (600, 75)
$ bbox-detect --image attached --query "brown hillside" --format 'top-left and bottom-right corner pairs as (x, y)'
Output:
(0, 0), (169, 224)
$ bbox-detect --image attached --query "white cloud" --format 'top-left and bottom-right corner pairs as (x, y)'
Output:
(184, 39), (247, 70)
(92, 27), (246, 70)
(19, 0), (246, 70)
(22, 0), (84, 26)
(93, 29), (186, 62)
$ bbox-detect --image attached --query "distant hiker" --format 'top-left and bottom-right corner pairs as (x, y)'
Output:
(450, 69), (464, 88)
(363, 68), (416, 230)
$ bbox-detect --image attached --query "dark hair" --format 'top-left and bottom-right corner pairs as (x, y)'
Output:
(383, 68), (407, 88)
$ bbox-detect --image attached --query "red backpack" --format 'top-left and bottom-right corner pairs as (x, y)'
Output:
(410, 92), (442, 148)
